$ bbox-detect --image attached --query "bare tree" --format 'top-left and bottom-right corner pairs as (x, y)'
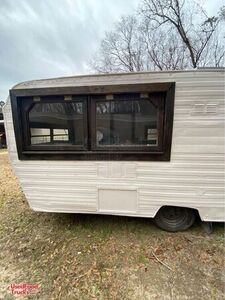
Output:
(141, 0), (224, 68)
(142, 21), (189, 70)
(90, 16), (146, 73)
(220, 6), (225, 22)
(90, 0), (224, 72)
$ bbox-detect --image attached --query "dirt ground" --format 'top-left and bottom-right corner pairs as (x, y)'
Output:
(0, 150), (224, 299)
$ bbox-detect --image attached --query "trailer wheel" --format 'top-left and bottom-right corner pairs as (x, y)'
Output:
(154, 206), (196, 232)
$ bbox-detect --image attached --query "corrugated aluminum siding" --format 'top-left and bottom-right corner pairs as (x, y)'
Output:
(3, 70), (225, 221)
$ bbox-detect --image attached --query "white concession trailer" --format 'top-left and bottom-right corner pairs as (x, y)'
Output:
(3, 69), (225, 231)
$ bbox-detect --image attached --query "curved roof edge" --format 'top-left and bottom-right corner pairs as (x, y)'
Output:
(11, 68), (225, 90)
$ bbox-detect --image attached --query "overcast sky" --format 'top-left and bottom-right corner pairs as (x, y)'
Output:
(0, 0), (223, 101)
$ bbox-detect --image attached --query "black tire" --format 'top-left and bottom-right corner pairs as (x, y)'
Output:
(154, 206), (196, 232)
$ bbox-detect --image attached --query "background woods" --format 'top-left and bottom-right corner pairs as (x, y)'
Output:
(91, 0), (225, 72)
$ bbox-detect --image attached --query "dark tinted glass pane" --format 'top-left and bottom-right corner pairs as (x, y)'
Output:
(96, 97), (159, 147)
(29, 102), (84, 145)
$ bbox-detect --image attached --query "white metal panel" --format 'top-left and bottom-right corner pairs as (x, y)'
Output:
(98, 189), (137, 213)
(3, 70), (225, 221)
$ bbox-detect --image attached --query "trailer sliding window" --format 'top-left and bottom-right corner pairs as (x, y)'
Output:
(11, 82), (175, 161)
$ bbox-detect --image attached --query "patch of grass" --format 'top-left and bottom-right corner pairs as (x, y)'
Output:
(215, 233), (225, 242)
(137, 254), (149, 265)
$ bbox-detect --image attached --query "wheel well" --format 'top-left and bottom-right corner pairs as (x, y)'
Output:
(155, 205), (199, 217)
(154, 205), (198, 232)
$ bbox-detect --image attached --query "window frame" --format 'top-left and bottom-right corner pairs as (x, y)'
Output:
(10, 82), (175, 161)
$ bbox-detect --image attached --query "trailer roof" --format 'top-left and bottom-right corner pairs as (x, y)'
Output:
(11, 68), (224, 91)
